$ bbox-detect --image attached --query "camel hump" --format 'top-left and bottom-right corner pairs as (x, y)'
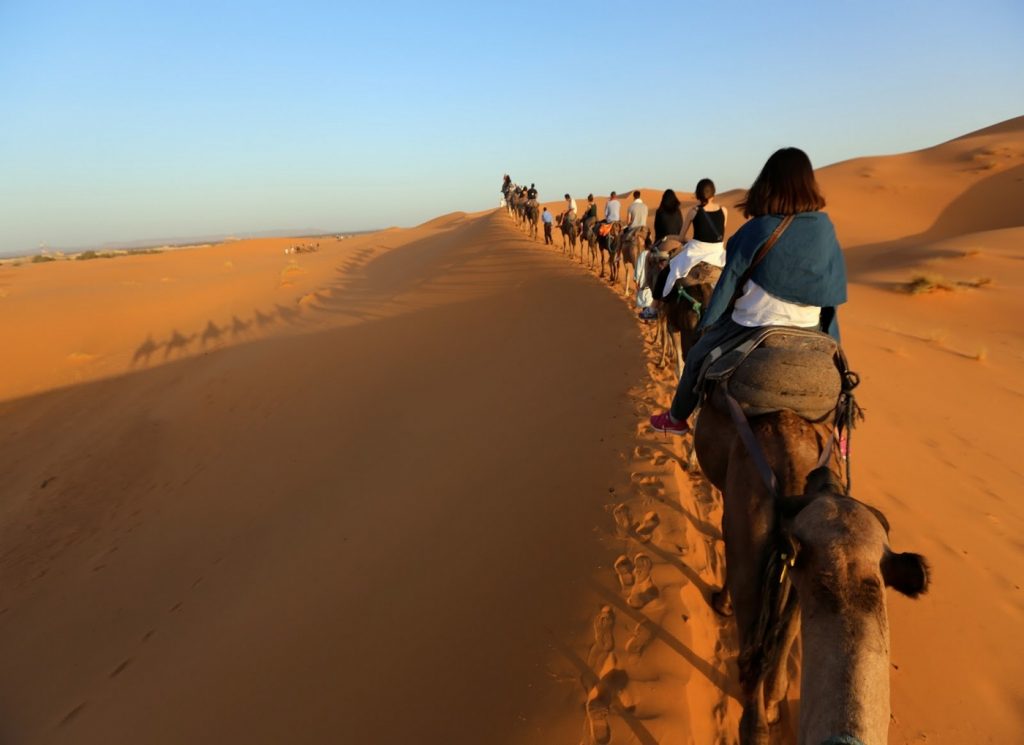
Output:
(706, 327), (842, 421)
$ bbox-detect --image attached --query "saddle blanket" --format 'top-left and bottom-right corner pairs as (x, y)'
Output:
(661, 239), (726, 298)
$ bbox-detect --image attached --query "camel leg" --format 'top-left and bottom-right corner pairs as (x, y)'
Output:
(740, 677), (771, 745)
(763, 611), (800, 725)
(676, 337), (684, 381)
(622, 263), (632, 298)
(657, 317), (669, 367)
(722, 446), (778, 745)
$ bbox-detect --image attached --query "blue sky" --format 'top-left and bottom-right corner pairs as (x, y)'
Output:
(1, 0), (1022, 254)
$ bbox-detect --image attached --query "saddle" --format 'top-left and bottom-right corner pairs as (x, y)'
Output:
(598, 223), (615, 237)
(681, 261), (722, 289)
(703, 327), (844, 422)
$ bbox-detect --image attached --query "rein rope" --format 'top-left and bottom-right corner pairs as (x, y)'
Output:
(675, 285), (703, 318)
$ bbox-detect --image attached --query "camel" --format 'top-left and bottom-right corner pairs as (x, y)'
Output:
(615, 226), (649, 298)
(784, 468), (929, 745)
(693, 342), (928, 744)
(581, 219), (599, 269)
(525, 199), (539, 241)
(659, 261), (722, 379)
(598, 222), (622, 279)
(557, 213), (580, 259)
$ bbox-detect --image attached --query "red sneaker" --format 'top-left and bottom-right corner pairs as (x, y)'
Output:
(650, 411), (690, 435)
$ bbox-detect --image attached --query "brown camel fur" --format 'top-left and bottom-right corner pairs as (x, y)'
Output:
(694, 395), (928, 745)
(782, 468), (928, 745)
(694, 396), (836, 744)
(525, 200), (539, 241)
(599, 223), (622, 279)
(557, 213), (580, 260)
(582, 220), (599, 270)
(615, 226), (649, 297)
(658, 262), (722, 378)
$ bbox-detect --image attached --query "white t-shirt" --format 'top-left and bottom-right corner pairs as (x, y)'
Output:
(567, 198), (577, 214)
(627, 199), (648, 229)
(731, 280), (821, 328)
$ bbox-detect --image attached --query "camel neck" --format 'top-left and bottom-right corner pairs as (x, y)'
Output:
(798, 610), (891, 745)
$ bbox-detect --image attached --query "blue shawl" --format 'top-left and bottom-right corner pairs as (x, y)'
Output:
(698, 212), (847, 340)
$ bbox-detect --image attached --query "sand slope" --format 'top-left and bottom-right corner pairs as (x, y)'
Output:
(0, 213), (650, 743)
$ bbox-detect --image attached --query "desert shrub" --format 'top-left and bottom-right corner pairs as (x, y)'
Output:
(905, 275), (991, 294)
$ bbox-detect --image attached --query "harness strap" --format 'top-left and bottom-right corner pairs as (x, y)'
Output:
(676, 285), (703, 317)
(722, 380), (778, 497)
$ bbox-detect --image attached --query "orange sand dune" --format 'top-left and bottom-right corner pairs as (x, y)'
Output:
(0, 212), (648, 743)
(0, 116), (1021, 745)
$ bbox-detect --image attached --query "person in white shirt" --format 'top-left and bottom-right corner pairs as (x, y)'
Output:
(603, 191), (621, 223)
(624, 190), (648, 241)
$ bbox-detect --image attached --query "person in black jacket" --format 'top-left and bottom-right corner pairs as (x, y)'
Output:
(653, 189), (683, 244)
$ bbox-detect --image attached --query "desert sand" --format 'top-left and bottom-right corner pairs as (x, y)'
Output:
(0, 117), (1021, 744)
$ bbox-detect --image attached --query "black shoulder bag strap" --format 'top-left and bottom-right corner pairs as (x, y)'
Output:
(698, 206), (724, 243)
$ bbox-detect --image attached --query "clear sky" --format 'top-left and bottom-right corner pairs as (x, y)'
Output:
(1, 0), (1022, 255)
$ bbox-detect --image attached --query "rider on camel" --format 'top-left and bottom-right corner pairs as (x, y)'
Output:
(649, 148), (847, 435)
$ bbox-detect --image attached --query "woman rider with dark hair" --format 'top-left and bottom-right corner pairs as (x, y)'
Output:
(650, 148), (847, 435)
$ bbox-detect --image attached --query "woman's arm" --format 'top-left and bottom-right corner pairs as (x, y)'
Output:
(678, 206), (696, 240)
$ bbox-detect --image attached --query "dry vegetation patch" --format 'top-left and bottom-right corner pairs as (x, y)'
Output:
(903, 274), (992, 294)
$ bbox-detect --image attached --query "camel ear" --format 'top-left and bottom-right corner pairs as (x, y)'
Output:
(881, 550), (930, 598)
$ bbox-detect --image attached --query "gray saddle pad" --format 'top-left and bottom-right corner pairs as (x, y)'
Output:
(705, 327), (842, 421)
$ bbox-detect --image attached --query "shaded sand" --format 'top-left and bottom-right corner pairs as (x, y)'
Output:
(0, 212), (648, 743)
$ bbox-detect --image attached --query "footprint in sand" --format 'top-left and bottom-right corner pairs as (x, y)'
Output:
(613, 555), (635, 590)
(625, 619), (655, 655)
(586, 653), (630, 744)
(593, 605), (616, 653)
(628, 554), (659, 609)
(612, 503), (633, 535)
(586, 686), (612, 744)
(633, 511), (661, 543)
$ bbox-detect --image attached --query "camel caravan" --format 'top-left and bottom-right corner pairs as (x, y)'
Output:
(501, 163), (930, 745)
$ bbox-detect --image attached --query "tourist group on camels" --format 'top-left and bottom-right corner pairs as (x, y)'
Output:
(502, 150), (931, 745)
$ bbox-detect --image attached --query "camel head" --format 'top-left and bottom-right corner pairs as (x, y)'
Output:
(781, 467), (929, 744)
